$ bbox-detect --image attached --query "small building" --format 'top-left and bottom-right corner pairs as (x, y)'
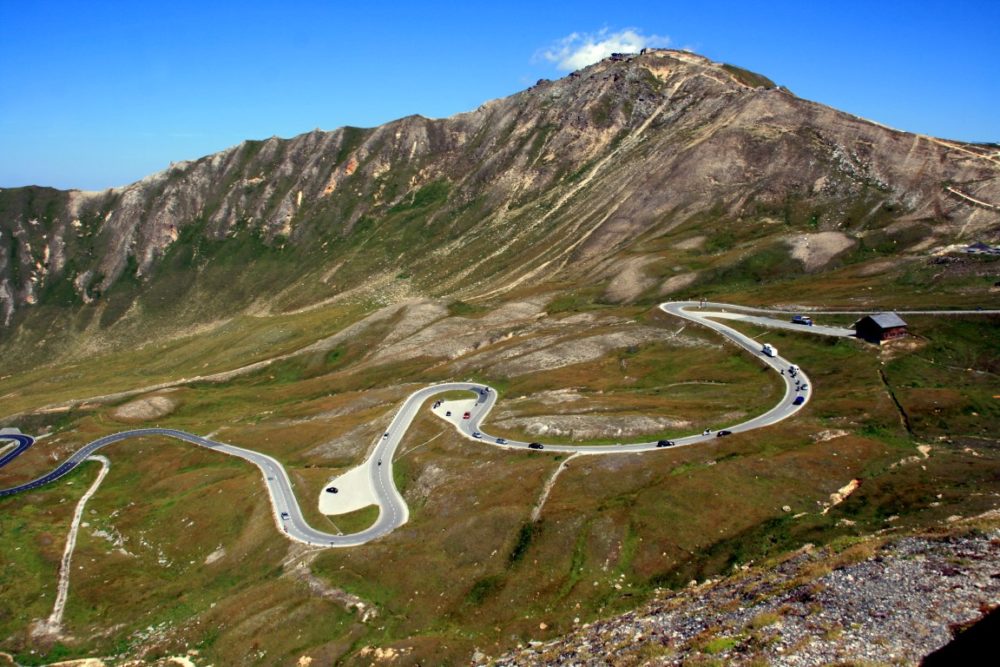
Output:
(852, 312), (908, 344)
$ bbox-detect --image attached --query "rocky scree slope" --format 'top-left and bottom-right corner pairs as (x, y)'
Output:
(1, 49), (997, 354)
(491, 516), (1000, 666)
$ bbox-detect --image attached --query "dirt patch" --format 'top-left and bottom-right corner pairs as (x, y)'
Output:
(603, 256), (658, 303)
(305, 422), (381, 460)
(786, 232), (856, 271)
(492, 327), (709, 376)
(111, 394), (177, 421)
(412, 463), (450, 501)
(491, 414), (690, 441)
(854, 258), (901, 277)
(674, 235), (706, 250)
(659, 271), (699, 296)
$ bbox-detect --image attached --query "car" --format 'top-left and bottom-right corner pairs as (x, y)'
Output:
(702, 428), (713, 436)
(472, 431), (482, 438)
(716, 430), (733, 437)
(792, 395), (805, 405)
(791, 315), (814, 326)
(326, 486), (339, 493)
(445, 410), (452, 417)
(433, 400), (441, 409)
(280, 512), (290, 520)
(463, 412), (471, 420)
(656, 440), (675, 447)
(528, 442), (544, 450)
(496, 437), (507, 444)
(799, 384), (808, 391)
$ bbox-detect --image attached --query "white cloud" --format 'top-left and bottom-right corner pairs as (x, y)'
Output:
(538, 28), (671, 71)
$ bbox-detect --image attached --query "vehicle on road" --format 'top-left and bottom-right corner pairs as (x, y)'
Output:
(383, 432), (389, 439)
(280, 512), (290, 520)
(791, 315), (814, 326)
(326, 486), (339, 493)
(793, 396), (805, 405)
(762, 343), (777, 357)
(656, 440), (675, 447)
(799, 384), (808, 391)
(445, 411), (452, 417)
(496, 438), (507, 444)
(716, 430), (733, 437)
(472, 431), (482, 439)
(463, 412), (471, 420)
(702, 428), (713, 436)
(528, 442), (544, 450)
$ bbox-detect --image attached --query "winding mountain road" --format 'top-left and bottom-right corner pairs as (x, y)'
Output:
(2, 301), (995, 547)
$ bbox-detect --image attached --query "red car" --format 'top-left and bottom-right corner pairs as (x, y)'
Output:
(463, 412), (471, 420)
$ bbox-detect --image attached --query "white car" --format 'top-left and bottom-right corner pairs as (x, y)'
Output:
(472, 431), (482, 439)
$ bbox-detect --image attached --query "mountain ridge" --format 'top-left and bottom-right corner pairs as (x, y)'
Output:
(1, 48), (997, 347)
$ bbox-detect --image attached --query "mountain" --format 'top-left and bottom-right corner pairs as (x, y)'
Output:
(1, 49), (998, 364)
(2, 50), (1000, 666)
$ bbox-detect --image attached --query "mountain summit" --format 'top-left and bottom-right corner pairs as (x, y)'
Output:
(1, 49), (997, 345)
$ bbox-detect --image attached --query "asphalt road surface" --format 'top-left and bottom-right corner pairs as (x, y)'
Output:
(3, 301), (994, 547)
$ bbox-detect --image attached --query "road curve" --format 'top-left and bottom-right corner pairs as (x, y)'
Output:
(3, 301), (988, 547)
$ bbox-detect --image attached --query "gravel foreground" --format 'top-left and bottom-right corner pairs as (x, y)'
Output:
(489, 515), (1000, 666)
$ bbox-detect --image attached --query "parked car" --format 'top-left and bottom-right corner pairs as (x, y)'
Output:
(496, 438), (507, 444)
(528, 442), (544, 450)
(463, 412), (471, 420)
(656, 440), (675, 447)
(793, 395), (805, 405)
(716, 430), (733, 437)
(791, 315), (814, 326)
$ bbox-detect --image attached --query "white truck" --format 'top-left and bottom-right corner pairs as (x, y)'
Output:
(762, 343), (777, 357)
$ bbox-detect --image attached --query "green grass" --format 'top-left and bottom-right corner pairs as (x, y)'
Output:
(332, 505), (379, 534)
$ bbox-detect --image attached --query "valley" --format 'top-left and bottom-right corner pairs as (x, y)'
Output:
(1, 48), (998, 665)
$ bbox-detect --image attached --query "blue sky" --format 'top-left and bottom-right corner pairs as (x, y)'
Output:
(1, 0), (997, 190)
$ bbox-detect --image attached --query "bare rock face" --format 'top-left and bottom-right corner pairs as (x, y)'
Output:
(1, 49), (997, 332)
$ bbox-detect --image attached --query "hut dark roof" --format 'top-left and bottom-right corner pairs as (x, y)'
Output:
(855, 312), (908, 329)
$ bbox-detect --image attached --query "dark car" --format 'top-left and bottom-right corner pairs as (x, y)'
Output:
(716, 430), (733, 437)
(326, 486), (339, 494)
(445, 410), (452, 417)
(656, 440), (675, 447)
(528, 442), (544, 450)
(793, 395), (805, 405)
(383, 432), (389, 439)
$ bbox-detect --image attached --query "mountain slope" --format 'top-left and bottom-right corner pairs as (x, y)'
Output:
(1, 48), (998, 362)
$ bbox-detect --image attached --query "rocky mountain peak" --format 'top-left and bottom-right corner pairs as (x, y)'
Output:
(0, 51), (997, 341)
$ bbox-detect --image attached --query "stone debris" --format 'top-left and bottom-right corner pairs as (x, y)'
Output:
(492, 525), (1000, 666)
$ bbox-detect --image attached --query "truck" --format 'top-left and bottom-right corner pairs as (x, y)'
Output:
(762, 343), (777, 357)
(791, 315), (814, 326)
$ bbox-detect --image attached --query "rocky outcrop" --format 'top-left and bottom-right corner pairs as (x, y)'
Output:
(491, 518), (1000, 666)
